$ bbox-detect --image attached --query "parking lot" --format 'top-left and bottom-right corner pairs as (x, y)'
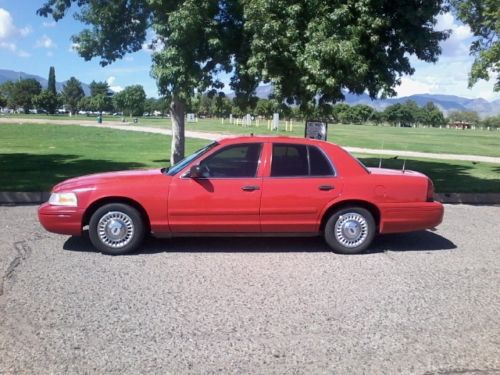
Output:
(1, 204), (499, 374)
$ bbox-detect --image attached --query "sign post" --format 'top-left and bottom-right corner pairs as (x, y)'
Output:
(305, 120), (328, 141)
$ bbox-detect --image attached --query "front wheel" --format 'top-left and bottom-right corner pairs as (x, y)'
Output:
(324, 207), (376, 254)
(89, 203), (145, 255)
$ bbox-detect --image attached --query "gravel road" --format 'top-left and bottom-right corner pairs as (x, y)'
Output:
(0, 205), (499, 374)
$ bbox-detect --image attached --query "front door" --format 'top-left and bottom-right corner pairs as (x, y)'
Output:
(168, 143), (263, 233)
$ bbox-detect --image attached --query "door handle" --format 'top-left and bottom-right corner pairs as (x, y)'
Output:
(318, 185), (334, 191)
(241, 185), (260, 191)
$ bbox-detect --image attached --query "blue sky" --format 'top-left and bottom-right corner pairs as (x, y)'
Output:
(1, 0), (499, 100)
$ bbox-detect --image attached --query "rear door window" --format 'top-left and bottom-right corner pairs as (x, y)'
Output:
(271, 144), (334, 177)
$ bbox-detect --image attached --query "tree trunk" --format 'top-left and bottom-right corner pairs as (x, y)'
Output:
(170, 97), (185, 165)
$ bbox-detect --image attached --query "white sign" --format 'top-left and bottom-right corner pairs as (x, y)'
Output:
(245, 114), (252, 126)
(272, 113), (279, 130)
(187, 113), (196, 123)
(305, 120), (328, 140)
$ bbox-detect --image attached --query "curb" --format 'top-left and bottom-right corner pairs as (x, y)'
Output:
(1, 191), (499, 205)
(0, 192), (51, 204)
(434, 193), (500, 205)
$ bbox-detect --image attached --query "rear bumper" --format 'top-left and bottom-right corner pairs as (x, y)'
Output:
(379, 201), (444, 234)
(38, 203), (83, 236)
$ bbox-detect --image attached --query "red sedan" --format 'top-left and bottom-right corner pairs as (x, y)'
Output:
(38, 136), (444, 255)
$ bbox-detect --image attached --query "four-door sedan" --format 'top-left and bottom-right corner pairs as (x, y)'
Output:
(39, 136), (444, 255)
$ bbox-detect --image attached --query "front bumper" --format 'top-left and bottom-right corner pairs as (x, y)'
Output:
(379, 201), (444, 234)
(38, 203), (84, 236)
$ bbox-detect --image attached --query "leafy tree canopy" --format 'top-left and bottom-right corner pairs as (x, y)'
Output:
(33, 89), (59, 114)
(113, 85), (147, 117)
(38, 0), (449, 162)
(1, 79), (42, 113)
(62, 76), (85, 114)
(48, 66), (57, 96)
(451, 0), (499, 91)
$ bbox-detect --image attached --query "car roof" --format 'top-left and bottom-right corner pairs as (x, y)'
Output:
(217, 135), (337, 147)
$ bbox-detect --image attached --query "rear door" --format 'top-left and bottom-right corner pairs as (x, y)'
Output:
(260, 142), (341, 232)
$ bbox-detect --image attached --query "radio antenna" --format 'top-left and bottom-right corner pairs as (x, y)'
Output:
(378, 141), (384, 168)
(401, 144), (408, 173)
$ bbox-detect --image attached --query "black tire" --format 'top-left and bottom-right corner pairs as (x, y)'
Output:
(324, 206), (376, 254)
(89, 203), (145, 255)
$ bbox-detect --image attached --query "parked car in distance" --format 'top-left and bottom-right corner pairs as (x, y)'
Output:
(38, 136), (444, 255)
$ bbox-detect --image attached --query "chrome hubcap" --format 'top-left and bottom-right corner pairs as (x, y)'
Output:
(334, 213), (368, 248)
(97, 211), (134, 248)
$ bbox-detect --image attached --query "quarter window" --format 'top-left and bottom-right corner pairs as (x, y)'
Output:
(271, 144), (334, 177)
(200, 143), (262, 178)
(309, 145), (334, 176)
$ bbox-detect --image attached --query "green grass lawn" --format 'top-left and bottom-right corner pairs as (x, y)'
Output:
(4, 114), (500, 157)
(357, 156), (500, 194)
(1, 123), (499, 192)
(0, 123), (207, 191)
(133, 117), (500, 157)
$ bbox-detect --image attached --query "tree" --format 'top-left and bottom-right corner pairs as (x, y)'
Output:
(422, 102), (446, 127)
(62, 77), (85, 115)
(481, 115), (500, 129)
(89, 81), (110, 97)
(33, 90), (59, 114)
(38, 0), (449, 164)
(451, 0), (499, 91)
(113, 85), (146, 117)
(213, 93), (231, 118)
(4, 79), (42, 113)
(448, 110), (480, 125)
(89, 94), (113, 114)
(78, 96), (91, 112)
(48, 66), (57, 96)
(0, 92), (6, 108)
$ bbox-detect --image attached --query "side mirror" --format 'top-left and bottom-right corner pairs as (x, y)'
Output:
(189, 165), (203, 178)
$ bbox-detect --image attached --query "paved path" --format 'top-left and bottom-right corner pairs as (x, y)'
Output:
(1, 204), (499, 373)
(3, 117), (500, 164)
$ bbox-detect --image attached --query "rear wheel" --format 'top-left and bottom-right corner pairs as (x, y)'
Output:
(324, 207), (376, 254)
(89, 203), (145, 255)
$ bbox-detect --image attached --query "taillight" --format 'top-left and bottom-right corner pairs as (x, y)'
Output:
(426, 179), (434, 202)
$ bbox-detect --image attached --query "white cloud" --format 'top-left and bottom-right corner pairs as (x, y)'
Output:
(0, 8), (15, 40)
(142, 39), (164, 54)
(18, 26), (32, 37)
(395, 76), (438, 97)
(42, 20), (56, 28)
(0, 41), (30, 57)
(36, 34), (56, 49)
(0, 8), (31, 40)
(68, 42), (80, 53)
(17, 49), (30, 58)
(106, 76), (124, 92)
(435, 12), (473, 57)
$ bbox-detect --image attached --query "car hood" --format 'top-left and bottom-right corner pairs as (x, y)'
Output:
(53, 169), (164, 192)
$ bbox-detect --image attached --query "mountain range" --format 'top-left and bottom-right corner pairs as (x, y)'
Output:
(1, 69), (498, 117)
(251, 85), (500, 118)
(0, 69), (91, 96)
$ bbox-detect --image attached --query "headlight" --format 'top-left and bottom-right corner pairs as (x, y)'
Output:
(48, 192), (78, 207)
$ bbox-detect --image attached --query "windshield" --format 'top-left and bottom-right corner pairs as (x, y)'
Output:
(167, 141), (219, 176)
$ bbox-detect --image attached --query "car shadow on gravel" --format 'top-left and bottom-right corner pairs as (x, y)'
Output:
(63, 230), (455, 254)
